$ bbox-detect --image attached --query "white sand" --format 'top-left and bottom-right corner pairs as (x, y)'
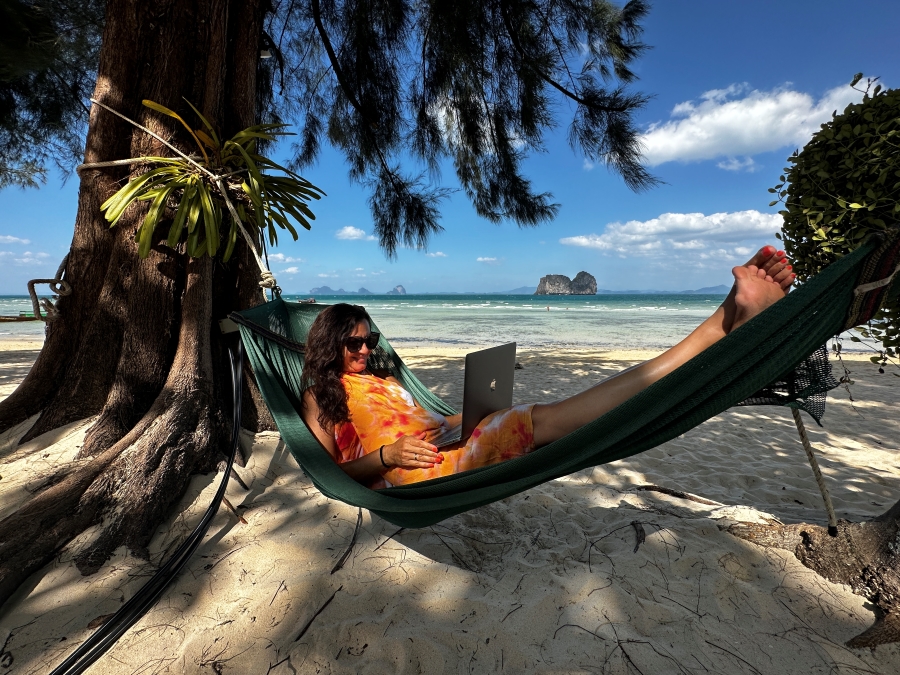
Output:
(1, 346), (899, 673)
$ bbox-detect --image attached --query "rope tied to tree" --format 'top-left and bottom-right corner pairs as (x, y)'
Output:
(27, 254), (71, 321)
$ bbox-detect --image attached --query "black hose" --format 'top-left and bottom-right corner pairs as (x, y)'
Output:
(49, 339), (245, 674)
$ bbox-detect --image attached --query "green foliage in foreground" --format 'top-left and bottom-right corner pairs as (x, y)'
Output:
(773, 77), (900, 358)
(101, 100), (324, 261)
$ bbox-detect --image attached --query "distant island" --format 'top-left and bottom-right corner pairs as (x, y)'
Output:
(300, 283), (732, 296)
(308, 286), (375, 295)
(535, 271), (597, 295)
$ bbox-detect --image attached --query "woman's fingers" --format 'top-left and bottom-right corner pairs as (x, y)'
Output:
(386, 436), (444, 468)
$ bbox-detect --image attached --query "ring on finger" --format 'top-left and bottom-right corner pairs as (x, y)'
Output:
(415, 453), (418, 461)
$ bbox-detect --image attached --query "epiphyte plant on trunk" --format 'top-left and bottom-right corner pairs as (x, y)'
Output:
(99, 98), (324, 264)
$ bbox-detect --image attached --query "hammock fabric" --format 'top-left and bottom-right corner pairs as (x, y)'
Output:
(232, 232), (900, 528)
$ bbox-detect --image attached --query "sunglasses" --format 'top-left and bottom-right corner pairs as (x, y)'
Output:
(344, 332), (380, 352)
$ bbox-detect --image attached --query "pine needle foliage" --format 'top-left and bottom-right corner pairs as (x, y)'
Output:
(0, 0), (102, 188)
(6, 0), (656, 257)
(261, 0), (656, 256)
(100, 100), (324, 262)
(773, 76), (900, 357)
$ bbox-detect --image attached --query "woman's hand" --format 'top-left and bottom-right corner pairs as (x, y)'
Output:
(382, 432), (444, 469)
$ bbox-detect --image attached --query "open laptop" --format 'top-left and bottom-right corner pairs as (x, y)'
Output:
(430, 342), (517, 447)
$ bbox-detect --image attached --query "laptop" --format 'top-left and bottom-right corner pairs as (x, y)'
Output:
(430, 342), (517, 447)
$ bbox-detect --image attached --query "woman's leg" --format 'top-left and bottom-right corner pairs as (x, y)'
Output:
(531, 247), (795, 448)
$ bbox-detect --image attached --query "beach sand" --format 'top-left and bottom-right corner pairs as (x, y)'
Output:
(1, 342), (899, 673)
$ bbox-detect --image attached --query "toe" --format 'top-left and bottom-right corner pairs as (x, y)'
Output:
(765, 257), (788, 277)
(772, 264), (793, 284)
(747, 245), (777, 268)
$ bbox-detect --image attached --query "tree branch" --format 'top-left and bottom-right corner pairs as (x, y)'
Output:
(499, 0), (627, 113)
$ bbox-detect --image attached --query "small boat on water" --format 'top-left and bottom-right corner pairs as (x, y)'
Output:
(0, 313), (39, 322)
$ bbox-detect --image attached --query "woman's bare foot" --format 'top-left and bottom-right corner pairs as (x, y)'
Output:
(731, 264), (791, 330)
(718, 246), (796, 332)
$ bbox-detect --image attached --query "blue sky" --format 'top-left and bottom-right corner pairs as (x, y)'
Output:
(1, 1), (898, 294)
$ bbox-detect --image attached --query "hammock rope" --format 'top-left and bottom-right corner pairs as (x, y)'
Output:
(791, 407), (839, 536)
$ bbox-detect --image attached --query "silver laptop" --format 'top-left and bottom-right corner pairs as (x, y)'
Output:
(430, 343), (517, 447)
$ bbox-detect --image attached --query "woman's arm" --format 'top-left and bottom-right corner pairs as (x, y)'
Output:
(301, 389), (444, 485)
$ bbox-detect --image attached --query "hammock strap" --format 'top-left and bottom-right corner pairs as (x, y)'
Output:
(791, 407), (839, 537)
(228, 311), (306, 353)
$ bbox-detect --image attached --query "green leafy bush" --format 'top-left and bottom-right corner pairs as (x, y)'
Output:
(773, 77), (900, 357)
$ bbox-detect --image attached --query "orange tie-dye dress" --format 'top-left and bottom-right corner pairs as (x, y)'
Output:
(334, 372), (534, 487)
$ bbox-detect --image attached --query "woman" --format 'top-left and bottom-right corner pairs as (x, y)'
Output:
(301, 246), (796, 488)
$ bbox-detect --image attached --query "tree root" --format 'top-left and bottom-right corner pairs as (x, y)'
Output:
(729, 512), (900, 648)
(74, 389), (226, 573)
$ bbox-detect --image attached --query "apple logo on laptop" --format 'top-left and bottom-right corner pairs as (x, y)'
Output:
(490, 379), (496, 391)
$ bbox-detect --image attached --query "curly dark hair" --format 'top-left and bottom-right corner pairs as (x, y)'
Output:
(301, 303), (374, 429)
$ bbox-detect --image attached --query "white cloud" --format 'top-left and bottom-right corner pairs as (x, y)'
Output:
(318, 272), (338, 278)
(268, 253), (304, 263)
(426, 251), (447, 258)
(13, 251), (51, 265)
(476, 256), (499, 264)
(640, 83), (862, 167)
(582, 158), (595, 171)
(0, 235), (30, 244)
(560, 210), (781, 259)
(282, 266), (300, 274)
(355, 267), (364, 271)
(370, 270), (385, 276)
(335, 226), (376, 241)
(716, 156), (758, 172)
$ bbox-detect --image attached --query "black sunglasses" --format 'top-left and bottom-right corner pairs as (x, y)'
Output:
(344, 332), (380, 352)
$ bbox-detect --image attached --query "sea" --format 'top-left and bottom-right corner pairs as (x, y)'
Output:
(0, 293), (868, 352)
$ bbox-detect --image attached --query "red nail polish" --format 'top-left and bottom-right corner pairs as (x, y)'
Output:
(780, 258), (788, 264)
(787, 265), (792, 270)
(777, 250), (784, 257)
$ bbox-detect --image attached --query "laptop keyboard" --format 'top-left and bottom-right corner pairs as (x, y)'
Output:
(431, 425), (462, 448)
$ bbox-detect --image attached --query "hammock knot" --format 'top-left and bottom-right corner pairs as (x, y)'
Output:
(258, 269), (279, 291)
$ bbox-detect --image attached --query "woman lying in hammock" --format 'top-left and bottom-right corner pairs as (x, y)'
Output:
(301, 246), (796, 488)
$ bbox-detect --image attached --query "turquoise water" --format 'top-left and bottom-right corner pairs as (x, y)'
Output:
(2, 293), (868, 352)
(282, 293), (726, 350)
(0, 293), (725, 348)
(0, 296), (46, 339)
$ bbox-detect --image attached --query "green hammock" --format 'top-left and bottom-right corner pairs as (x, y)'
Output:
(232, 233), (900, 528)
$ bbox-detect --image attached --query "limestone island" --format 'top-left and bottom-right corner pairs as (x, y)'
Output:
(534, 271), (597, 295)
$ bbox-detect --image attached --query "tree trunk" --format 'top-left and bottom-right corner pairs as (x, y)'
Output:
(0, 0), (274, 608)
(729, 499), (900, 648)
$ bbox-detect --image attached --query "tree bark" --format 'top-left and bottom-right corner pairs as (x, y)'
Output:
(0, 0), (272, 607)
(729, 499), (900, 648)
